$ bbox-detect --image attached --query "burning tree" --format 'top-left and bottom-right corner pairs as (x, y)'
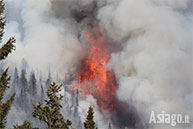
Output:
(72, 28), (118, 113)
(0, 0), (16, 128)
(72, 28), (137, 128)
(32, 82), (72, 129)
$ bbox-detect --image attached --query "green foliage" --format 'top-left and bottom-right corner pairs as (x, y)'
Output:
(0, 0), (16, 61)
(0, 69), (16, 128)
(13, 120), (33, 129)
(84, 106), (97, 129)
(0, 0), (16, 128)
(32, 82), (72, 129)
(0, 68), (10, 101)
(0, 37), (16, 60)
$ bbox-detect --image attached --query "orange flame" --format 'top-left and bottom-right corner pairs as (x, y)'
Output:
(72, 28), (118, 112)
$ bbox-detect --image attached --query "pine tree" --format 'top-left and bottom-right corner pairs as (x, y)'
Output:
(18, 87), (28, 111)
(28, 71), (37, 95)
(40, 84), (43, 100)
(84, 106), (97, 129)
(13, 120), (32, 129)
(18, 68), (28, 111)
(32, 82), (72, 129)
(39, 75), (45, 103)
(0, 0), (15, 60)
(12, 67), (19, 93)
(13, 67), (19, 84)
(0, 69), (15, 128)
(20, 69), (27, 91)
(46, 71), (52, 87)
(0, 0), (16, 128)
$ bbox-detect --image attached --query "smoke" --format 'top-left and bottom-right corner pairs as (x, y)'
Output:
(4, 0), (83, 80)
(3, 0), (193, 128)
(78, 95), (108, 129)
(98, 0), (192, 128)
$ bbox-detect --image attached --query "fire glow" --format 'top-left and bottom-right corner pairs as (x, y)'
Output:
(72, 28), (118, 113)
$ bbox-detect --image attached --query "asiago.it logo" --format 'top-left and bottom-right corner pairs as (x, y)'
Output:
(149, 111), (190, 127)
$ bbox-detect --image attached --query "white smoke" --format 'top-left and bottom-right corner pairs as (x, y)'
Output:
(78, 95), (108, 129)
(4, 0), (83, 80)
(3, 0), (193, 128)
(98, 0), (192, 128)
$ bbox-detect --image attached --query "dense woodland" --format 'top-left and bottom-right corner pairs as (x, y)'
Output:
(0, 0), (110, 128)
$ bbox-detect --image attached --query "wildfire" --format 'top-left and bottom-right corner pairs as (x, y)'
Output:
(72, 28), (118, 112)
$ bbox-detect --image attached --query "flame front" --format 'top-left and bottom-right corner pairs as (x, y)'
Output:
(72, 28), (118, 112)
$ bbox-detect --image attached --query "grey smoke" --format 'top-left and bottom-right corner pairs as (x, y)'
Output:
(99, 0), (192, 128)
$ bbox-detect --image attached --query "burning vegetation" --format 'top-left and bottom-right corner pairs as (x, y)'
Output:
(72, 28), (118, 113)
(72, 27), (137, 128)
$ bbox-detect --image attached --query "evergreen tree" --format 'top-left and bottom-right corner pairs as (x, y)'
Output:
(32, 82), (72, 129)
(0, 0), (16, 128)
(18, 87), (28, 111)
(39, 75), (45, 103)
(0, 36), (15, 60)
(84, 106), (97, 129)
(0, 69), (15, 128)
(0, 0), (15, 60)
(13, 67), (19, 85)
(28, 71), (37, 95)
(46, 71), (51, 85)
(13, 120), (32, 129)
(40, 84), (44, 103)
(73, 92), (79, 117)
(20, 69), (27, 91)
(19, 68), (28, 110)
(12, 67), (19, 93)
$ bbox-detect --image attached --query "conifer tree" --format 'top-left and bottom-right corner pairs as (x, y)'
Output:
(0, 0), (16, 128)
(0, 69), (15, 128)
(28, 71), (37, 95)
(13, 67), (19, 85)
(40, 84), (44, 101)
(46, 71), (52, 87)
(13, 120), (32, 129)
(20, 69), (27, 91)
(84, 106), (97, 129)
(39, 74), (45, 102)
(12, 67), (19, 93)
(0, 0), (15, 60)
(32, 82), (72, 129)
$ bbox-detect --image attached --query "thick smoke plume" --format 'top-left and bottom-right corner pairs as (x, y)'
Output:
(3, 0), (193, 128)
